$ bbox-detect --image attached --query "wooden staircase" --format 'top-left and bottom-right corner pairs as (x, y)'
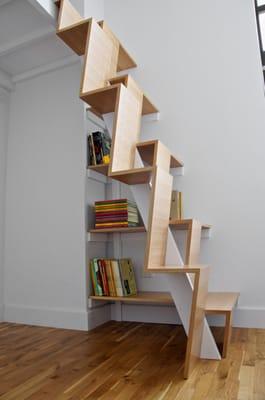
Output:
(56, 0), (239, 379)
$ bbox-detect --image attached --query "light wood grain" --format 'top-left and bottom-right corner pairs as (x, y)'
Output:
(136, 140), (184, 168)
(184, 266), (210, 378)
(170, 219), (211, 230)
(80, 18), (119, 93)
(144, 166), (173, 270)
(88, 164), (109, 175)
(57, 0), (83, 30)
(109, 84), (143, 173)
(90, 291), (173, 304)
(205, 292), (239, 314)
(98, 21), (137, 72)
(186, 219), (202, 265)
(109, 167), (153, 185)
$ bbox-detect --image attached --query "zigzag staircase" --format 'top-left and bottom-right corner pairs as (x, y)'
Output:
(56, 0), (239, 379)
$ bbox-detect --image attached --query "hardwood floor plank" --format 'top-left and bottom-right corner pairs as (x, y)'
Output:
(0, 322), (265, 399)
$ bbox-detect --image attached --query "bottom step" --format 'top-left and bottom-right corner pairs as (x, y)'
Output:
(90, 291), (239, 313)
(205, 292), (239, 314)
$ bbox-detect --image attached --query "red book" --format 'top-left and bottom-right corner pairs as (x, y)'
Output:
(98, 259), (109, 295)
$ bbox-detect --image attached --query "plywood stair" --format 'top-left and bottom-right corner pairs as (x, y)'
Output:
(56, 0), (240, 379)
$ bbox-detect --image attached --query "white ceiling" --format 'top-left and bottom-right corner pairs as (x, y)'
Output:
(0, 0), (77, 85)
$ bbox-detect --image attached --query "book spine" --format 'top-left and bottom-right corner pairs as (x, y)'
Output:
(90, 260), (98, 295)
(98, 259), (109, 296)
(88, 135), (96, 166)
(93, 259), (103, 296)
(92, 132), (103, 165)
(105, 260), (116, 296)
(111, 260), (124, 296)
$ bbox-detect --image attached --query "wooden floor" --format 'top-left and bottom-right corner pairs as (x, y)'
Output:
(0, 322), (264, 399)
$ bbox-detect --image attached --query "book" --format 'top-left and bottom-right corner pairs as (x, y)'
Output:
(104, 259), (116, 296)
(170, 191), (183, 220)
(94, 199), (139, 229)
(110, 259), (124, 297)
(119, 258), (137, 296)
(87, 135), (96, 166)
(87, 131), (112, 167)
(90, 261), (99, 295)
(91, 259), (103, 296)
(98, 259), (109, 296)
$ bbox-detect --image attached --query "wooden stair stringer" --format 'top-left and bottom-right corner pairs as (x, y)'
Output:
(103, 112), (221, 366)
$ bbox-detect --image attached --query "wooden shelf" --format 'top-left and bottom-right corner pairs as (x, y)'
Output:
(91, 290), (239, 313)
(90, 291), (173, 305)
(90, 227), (146, 233)
(205, 292), (239, 314)
(88, 164), (109, 175)
(136, 140), (184, 168)
(170, 219), (211, 230)
(110, 167), (153, 185)
(88, 165), (153, 184)
(81, 84), (158, 115)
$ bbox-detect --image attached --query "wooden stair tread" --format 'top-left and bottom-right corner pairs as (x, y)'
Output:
(87, 165), (153, 184)
(81, 84), (158, 115)
(57, 18), (90, 56)
(205, 292), (239, 314)
(170, 219), (211, 230)
(110, 167), (153, 185)
(136, 140), (183, 168)
(90, 227), (146, 233)
(91, 291), (173, 305)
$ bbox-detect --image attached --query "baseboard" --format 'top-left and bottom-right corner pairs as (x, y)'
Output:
(4, 304), (90, 331)
(0, 304), (4, 322)
(3, 303), (265, 330)
(233, 307), (265, 328)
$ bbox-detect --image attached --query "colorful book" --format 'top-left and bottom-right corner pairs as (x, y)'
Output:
(119, 259), (137, 296)
(104, 259), (116, 296)
(91, 259), (103, 296)
(111, 259), (124, 297)
(98, 259), (109, 296)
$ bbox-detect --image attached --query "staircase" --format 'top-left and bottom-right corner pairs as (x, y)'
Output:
(56, 0), (239, 379)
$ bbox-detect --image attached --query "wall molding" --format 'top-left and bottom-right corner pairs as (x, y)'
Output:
(4, 302), (111, 331)
(3, 302), (265, 329)
(0, 304), (4, 322)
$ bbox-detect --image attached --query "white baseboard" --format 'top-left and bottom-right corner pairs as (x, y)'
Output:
(233, 307), (265, 328)
(0, 304), (4, 322)
(3, 303), (265, 330)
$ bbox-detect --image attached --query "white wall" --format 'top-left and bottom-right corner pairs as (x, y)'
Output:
(4, 62), (90, 330)
(0, 90), (9, 321)
(104, 0), (265, 327)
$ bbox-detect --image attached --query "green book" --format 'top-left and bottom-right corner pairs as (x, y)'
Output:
(119, 259), (137, 296)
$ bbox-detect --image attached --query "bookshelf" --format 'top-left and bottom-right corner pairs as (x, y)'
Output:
(56, 0), (240, 379)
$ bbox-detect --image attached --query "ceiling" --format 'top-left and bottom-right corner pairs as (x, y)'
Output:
(0, 0), (78, 87)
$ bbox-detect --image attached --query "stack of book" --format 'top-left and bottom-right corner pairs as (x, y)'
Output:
(94, 199), (139, 229)
(87, 130), (111, 166)
(90, 258), (137, 297)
